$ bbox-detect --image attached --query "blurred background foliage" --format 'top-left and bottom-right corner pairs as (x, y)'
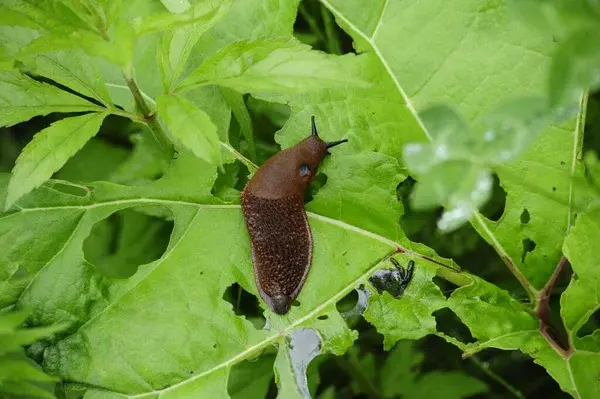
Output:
(1, 0), (599, 398)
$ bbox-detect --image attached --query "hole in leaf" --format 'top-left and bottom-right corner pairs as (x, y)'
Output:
(304, 172), (328, 204)
(211, 160), (249, 202)
(433, 308), (475, 344)
(397, 177), (479, 259)
(222, 283), (266, 329)
(336, 289), (358, 314)
(48, 181), (89, 197)
(432, 275), (456, 299)
(292, 299), (301, 307)
(83, 206), (174, 278)
(397, 176), (522, 294)
(520, 208), (531, 225)
(266, 377), (277, 399)
(552, 186), (557, 192)
(479, 173), (506, 222)
(294, 0), (356, 55)
(578, 307), (600, 338)
(521, 238), (536, 263)
(242, 97), (290, 165)
(228, 354), (276, 399)
(317, 315), (329, 320)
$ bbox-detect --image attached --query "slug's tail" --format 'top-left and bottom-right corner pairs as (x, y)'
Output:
(268, 294), (293, 315)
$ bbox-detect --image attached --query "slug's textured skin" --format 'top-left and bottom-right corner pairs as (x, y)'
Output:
(241, 192), (311, 314)
(241, 117), (347, 315)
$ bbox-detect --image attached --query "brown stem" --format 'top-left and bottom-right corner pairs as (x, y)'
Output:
(535, 256), (573, 357)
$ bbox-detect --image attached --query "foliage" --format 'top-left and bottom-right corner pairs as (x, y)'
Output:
(0, 0), (599, 398)
(0, 309), (66, 398)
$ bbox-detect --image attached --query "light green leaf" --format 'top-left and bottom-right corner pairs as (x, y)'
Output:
(157, 93), (221, 165)
(157, 0), (233, 91)
(0, 70), (102, 127)
(0, 309), (67, 399)
(25, 50), (114, 106)
(550, 30), (600, 107)
(160, 0), (192, 14)
(132, 0), (232, 36)
(409, 372), (488, 399)
(220, 87), (256, 161)
(5, 112), (107, 210)
(178, 38), (369, 94)
(412, 162), (493, 232)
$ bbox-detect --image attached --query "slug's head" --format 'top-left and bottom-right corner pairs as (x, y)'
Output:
(245, 116), (348, 198)
(295, 116), (348, 183)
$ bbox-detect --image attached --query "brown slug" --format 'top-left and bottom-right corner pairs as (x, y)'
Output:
(241, 116), (348, 315)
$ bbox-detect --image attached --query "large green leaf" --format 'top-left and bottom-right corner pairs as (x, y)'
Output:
(178, 38), (368, 94)
(5, 112), (107, 210)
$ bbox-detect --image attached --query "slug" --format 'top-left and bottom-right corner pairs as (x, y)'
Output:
(241, 116), (348, 315)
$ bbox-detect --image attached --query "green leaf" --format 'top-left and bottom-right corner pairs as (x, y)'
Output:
(157, 93), (221, 165)
(133, 0), (232, 36)
(228, 355), (275, 399)
(0, 309), (68, 399)
(5, 112), (107, 209)
(220, 87), (256, 161)
(562, 210), (600, 342)
(21, 19), (136, 72)
(409, 372), (488, 399)
(0, 70), (102, 127)
(55, 138), (130, 183)
(178, 37), (369, 93)
(25, 50), (114, 106)
(550, 30), (600, 107)
(412, 162), (493, 232)
(157, 0), (233, 91)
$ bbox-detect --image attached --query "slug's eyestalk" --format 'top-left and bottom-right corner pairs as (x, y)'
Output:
(325, 139), (348, 149)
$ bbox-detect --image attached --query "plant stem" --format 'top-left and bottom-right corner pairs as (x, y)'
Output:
(535, 256), (572, 357)
(469, 355), (526, 399)
(472, 212), (538, 304)
(125, 76), (173, 154)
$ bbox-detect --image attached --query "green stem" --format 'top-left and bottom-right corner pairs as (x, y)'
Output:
(469, 355), (525, 399)
(320, 4), (342, 54)
(472, 212), (538, 305)
(124, 76), (173, 154)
